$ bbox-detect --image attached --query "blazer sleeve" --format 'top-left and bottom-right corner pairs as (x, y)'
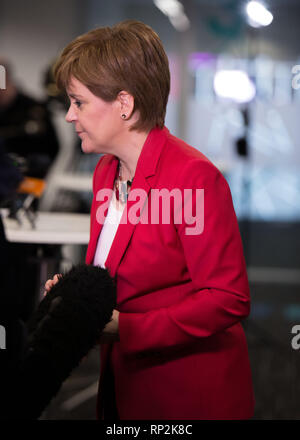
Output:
(118, 159), (250, 354)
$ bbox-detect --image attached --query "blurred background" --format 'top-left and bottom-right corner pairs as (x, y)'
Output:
(0, 0), (300, 420)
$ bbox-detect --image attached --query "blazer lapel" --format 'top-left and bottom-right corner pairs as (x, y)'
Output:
(104, 167), (150, 278)
(88, 126), (169, 278)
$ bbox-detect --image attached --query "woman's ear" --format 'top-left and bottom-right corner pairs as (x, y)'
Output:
(117, 91), (135, 120)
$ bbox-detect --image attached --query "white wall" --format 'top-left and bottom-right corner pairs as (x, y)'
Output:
(0, 0), (84, 99)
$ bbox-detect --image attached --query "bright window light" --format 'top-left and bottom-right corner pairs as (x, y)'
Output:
(246, 1), (273, 27)
(214, 70), (256, 103)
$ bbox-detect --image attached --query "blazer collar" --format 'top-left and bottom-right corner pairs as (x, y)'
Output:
(136, 125), (169, 179)
(87, 126), (169, 277)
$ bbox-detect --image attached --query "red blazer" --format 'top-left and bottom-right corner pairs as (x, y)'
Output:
(86, 126), (255, 420)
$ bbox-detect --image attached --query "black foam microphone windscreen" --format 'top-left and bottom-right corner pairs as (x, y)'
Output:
(4, 264), (117, 419)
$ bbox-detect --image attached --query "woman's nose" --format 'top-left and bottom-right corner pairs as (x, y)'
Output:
(65, 105), (76, 123)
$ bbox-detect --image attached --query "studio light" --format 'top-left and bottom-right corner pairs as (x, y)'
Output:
(154, 0), (190, 31)
(214, 70), (256, 104)
(246, 1), (273, 28)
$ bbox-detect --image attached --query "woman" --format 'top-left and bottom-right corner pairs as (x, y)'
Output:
(45, 20), (255, 420)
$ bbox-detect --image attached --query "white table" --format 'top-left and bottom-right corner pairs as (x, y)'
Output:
(1, 209), (91, 307)
(1, 210), (90, 245)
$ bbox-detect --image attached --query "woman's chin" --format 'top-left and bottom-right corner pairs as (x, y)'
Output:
(80, 140), (95, 154)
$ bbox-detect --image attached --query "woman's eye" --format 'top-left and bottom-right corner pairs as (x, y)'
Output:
(75, 100), (82, 108)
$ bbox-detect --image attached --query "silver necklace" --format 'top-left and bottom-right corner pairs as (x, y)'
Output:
(115, 161), (133, 204)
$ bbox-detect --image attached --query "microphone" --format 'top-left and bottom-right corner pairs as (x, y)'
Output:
(2, 264), (117, 419)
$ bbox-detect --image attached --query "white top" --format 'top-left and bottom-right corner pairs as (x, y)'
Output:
(93, 187), (126, 269)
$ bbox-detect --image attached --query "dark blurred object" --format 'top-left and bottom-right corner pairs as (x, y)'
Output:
(0, 141), (51, 323)
(1, 264), (116, 420)
(236, 106), (249, 158)
(0, 148), (46, 228)
(0, 139), (23, 305)
(43, 60), (69, 110)
(0, 141), (23, 205)
(236, 136), (248, 157)
(0, 141), (28, 408)
(0, 58), (59, 178)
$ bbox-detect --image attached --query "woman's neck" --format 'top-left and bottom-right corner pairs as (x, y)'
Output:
(116, 129), (150, 181)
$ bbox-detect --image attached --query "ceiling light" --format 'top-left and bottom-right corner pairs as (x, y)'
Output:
(246, 1), (273, 27)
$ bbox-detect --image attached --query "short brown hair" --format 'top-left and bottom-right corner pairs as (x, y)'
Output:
(54, 20), (170, 132)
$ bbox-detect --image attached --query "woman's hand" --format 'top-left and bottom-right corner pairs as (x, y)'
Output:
(43, 276), (119, 343)
(99, 309), (120, 343)
(43, 274), (62, 297)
